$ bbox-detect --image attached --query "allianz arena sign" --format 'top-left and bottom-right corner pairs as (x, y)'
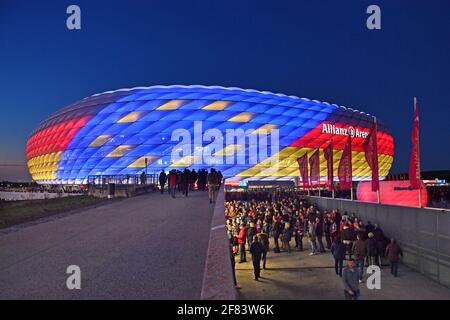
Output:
(321, 123), (369, 139)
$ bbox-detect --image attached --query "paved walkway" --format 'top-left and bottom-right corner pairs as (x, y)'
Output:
(0, 190), (213, 299)
(236, 245), (450, 300)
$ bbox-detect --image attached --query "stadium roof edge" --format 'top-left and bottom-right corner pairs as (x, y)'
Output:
(84, 84), (363, 113)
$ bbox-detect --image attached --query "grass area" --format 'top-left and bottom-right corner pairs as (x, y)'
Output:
(0, 195), (107, 229)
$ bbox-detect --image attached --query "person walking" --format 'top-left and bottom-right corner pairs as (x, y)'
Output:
(315, 217), (325, 253)
(190, 169), (198, 191)
(331, 238), (346, 277)
(330, 216), (339, 244)
(236, 223), (247, 263)
(182, 168), (190, 197)
(342, 259), (360, 300)
(256, 232), (269, 269)
(307, 219), (317, 255)
(168, 170), (177, 198)
(295, 216), (304, 251)
(140, 171), (146, 185)
(373, 223), (387, 266)
(282, 222), (292, 253)
(217, 170), (224, 188)
(255, 219), (262, 235)
(352, 233), (367, 283)
(247, 221), (256, 251)
(207, 169), (219, 203)
(385, 238), (403, 277)
(249, 235), (264, 281)
(324, 213), (332, 249)
(199, 169), (207, 191)
(176, 170), (182, 193)
(229, 244), (241, 289)
(272, 217), (282, 253)
(159, 169), (167, 194)
(366, 232), (378, 267)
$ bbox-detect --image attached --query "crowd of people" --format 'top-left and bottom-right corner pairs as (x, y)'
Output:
(427, 186), (450, 209)
(225, 190), (404, 300)
(158, 168), (223, 203)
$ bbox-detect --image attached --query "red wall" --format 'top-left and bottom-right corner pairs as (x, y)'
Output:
(357, 180), (428, 207)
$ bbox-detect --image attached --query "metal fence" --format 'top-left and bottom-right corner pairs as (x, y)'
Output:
(87, 174), (159, 186)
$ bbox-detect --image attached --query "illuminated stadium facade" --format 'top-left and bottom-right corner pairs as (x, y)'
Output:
(26, 85), (394, 185)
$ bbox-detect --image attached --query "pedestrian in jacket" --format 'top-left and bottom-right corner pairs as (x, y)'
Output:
(385, 238), (403, 277)
(315, 217), (325, 253)
(352, 234), (367, 282)
(250, 235), (264, 280)
(331, 238), (346, 277)
(229, 245), (240, 289)
(256, 232), (269, 269)
(182, 169), (190, 197)
(343, 259), (360, 300)
(282, 224), (292, 253)
(189, 169), (197, 191)
(236, 224), (247, 263)
(295, 218), (304, 251)
(207, 169), (219, 203)
(324, 214), (332, 249)
(159, 169), (167, 194)
(373, 224), (387, 265)
(366, 232), (378, 267)
(272, 218), (282, 253)
(168, 170), (177, 198)
(307, 220), (317, 255)
(247, 221), (256, 251)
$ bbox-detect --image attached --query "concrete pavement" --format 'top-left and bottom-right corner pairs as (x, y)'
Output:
(0, 190), (213, 299)
(235, 245), (450, 300)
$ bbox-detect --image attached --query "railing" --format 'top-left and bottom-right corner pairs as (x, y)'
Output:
(87, 174), (159, 186)
(86, 174), (159, 198)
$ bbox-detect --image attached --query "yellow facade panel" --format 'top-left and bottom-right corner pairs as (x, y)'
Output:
(156, 100), (185, 110)
(106, 145), (133, 158)
(170, 156), (200, 167)
(228, 112), (254, 122)
(117, 111), (144, 123)
(89, 135), (111, 147)
(202, 101), (230, 110)
(128, 156), (159, 168)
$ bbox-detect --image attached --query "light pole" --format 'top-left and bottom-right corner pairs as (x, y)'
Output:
(145, 157), (148, 184)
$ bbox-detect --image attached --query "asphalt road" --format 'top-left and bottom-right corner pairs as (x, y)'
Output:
(0, 190), (214, 299)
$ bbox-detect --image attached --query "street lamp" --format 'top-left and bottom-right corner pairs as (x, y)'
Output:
(145, 157), (148, 184)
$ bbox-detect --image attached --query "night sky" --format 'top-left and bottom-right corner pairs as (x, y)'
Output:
(1, 0), (449, 181)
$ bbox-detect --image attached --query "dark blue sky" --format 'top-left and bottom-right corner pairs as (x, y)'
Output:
(1, 0), (449, 181)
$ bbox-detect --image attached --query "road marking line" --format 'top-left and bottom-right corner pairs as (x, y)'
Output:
(211, 224), (225, 231)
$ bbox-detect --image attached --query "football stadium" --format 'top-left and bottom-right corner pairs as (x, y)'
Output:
(26, 85), (394, 185)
